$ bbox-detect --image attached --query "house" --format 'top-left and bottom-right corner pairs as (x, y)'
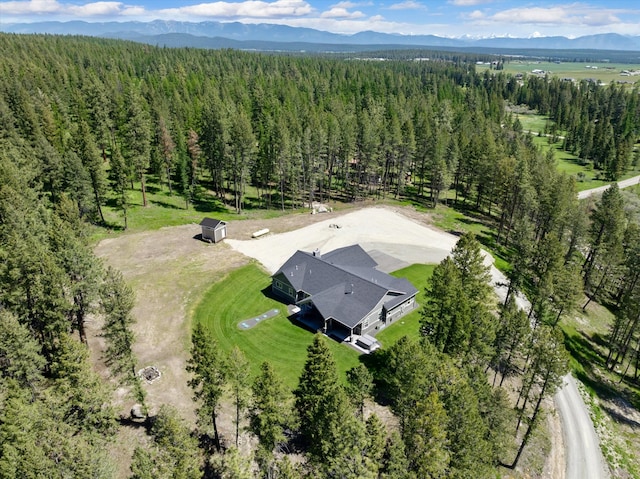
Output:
(271, 245), (418, 342)
(199, 217), (227, 243)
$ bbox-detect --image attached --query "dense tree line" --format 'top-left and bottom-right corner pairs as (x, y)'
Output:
(0, 123), (143, 474)
(1, 32), (639, 477)
(3, 33), (636, 225)
(502, 73), (640, 180)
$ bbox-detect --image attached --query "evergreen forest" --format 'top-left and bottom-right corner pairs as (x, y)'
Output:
(0, 33), (639, 478)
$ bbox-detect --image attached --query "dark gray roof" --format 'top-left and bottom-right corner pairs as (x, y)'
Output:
(273, 245), (418, 329)
(200, 217), (225, 229)
(322, 244), (378, 269)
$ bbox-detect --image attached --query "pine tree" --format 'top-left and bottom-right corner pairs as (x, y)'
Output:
(420, 257), (472, 355)
(509, 325), (568, 468)
(294, 334), (345, 459)
(122, 84), (152, 207)
(250, 361), (293, 455)
(74, 120), (107, 223)
(583, 183), (626, 300)
(228, 346), (250, 447)
(0, 310), (45, 390)
(100, 266), (146, 412)
(49, 334), (117, 437)
(403, 390), (450, 478)
(323, 413), (378, 479)
(210, 446), (253, 479)
(490, 296), (529, 387)
(186, 129), (202, 209)
(366, 413), (387, 471)
(130, 405), (202, 479)
(346, 363), (373, 419)
(49, 210), (102, 345)
(381, 431), (413, 479)
(187, 322), (227, 452)
(108, 145), (129, 229)
(157, 117), (175, 194)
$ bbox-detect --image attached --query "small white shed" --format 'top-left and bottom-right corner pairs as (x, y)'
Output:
(199, 218), (227, 243)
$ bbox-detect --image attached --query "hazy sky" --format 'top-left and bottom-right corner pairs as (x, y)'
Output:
(1, 0), (639, 38)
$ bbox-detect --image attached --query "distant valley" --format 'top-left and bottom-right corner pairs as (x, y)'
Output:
(3, 20), (640, 59)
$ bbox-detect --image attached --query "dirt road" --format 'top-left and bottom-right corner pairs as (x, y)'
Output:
(556, 375), (610, 479)
(491, 264), (609, 479)
(577, 175), (640, 200)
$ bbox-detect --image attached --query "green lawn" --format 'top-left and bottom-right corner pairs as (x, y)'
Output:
(517, 114), (553, 134)
(375, 264), (434, 346)
(193, 263), (360, 389)
(95, 174), (312, 242)
(192, 262), (435, 389)
(99, 176), (226, 233)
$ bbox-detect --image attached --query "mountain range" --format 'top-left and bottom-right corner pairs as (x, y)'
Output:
(3, 20), (640, 53)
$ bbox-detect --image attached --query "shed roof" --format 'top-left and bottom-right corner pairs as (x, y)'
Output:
(199, 217), (226, 229)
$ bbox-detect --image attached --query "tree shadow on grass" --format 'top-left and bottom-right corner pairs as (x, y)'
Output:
(192, 196), (227, 214)
(150, 199), (185, 210)
(600, 404), (640, 429)
(144, 184), (162, 195)
(102, 221), (126, 232)
(563, 330), (620, 400)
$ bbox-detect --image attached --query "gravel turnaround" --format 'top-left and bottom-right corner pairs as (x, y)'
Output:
(226, 207), (459, 275)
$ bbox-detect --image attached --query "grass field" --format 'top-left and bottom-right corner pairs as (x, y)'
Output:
(192, 261), (434, 389)
(517, 114), (554, 134)
(100, 176), (226, 233)
(96, 174), (310, 243)
(478, 61), (640, 88)
(511, 113), (640, 191)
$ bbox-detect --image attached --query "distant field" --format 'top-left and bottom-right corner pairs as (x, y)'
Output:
(478, 61), (639, 87)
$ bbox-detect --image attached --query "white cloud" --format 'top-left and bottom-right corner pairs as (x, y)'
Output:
(448, 0), (492, 6)
(121, 6), (145, 16)
(320, 7), (365, 19)
(160, 1), (313, 19)
(0, 0), (315, 20)
(68, 2), (123, 16)
(388, 1), (425, 10)
(330, 1), (372, 8)
(487, 5), (625, 27)
(2, 0), (68, 14)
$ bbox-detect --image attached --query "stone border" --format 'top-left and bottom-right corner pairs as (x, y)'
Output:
(237, 308), (280, 330)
